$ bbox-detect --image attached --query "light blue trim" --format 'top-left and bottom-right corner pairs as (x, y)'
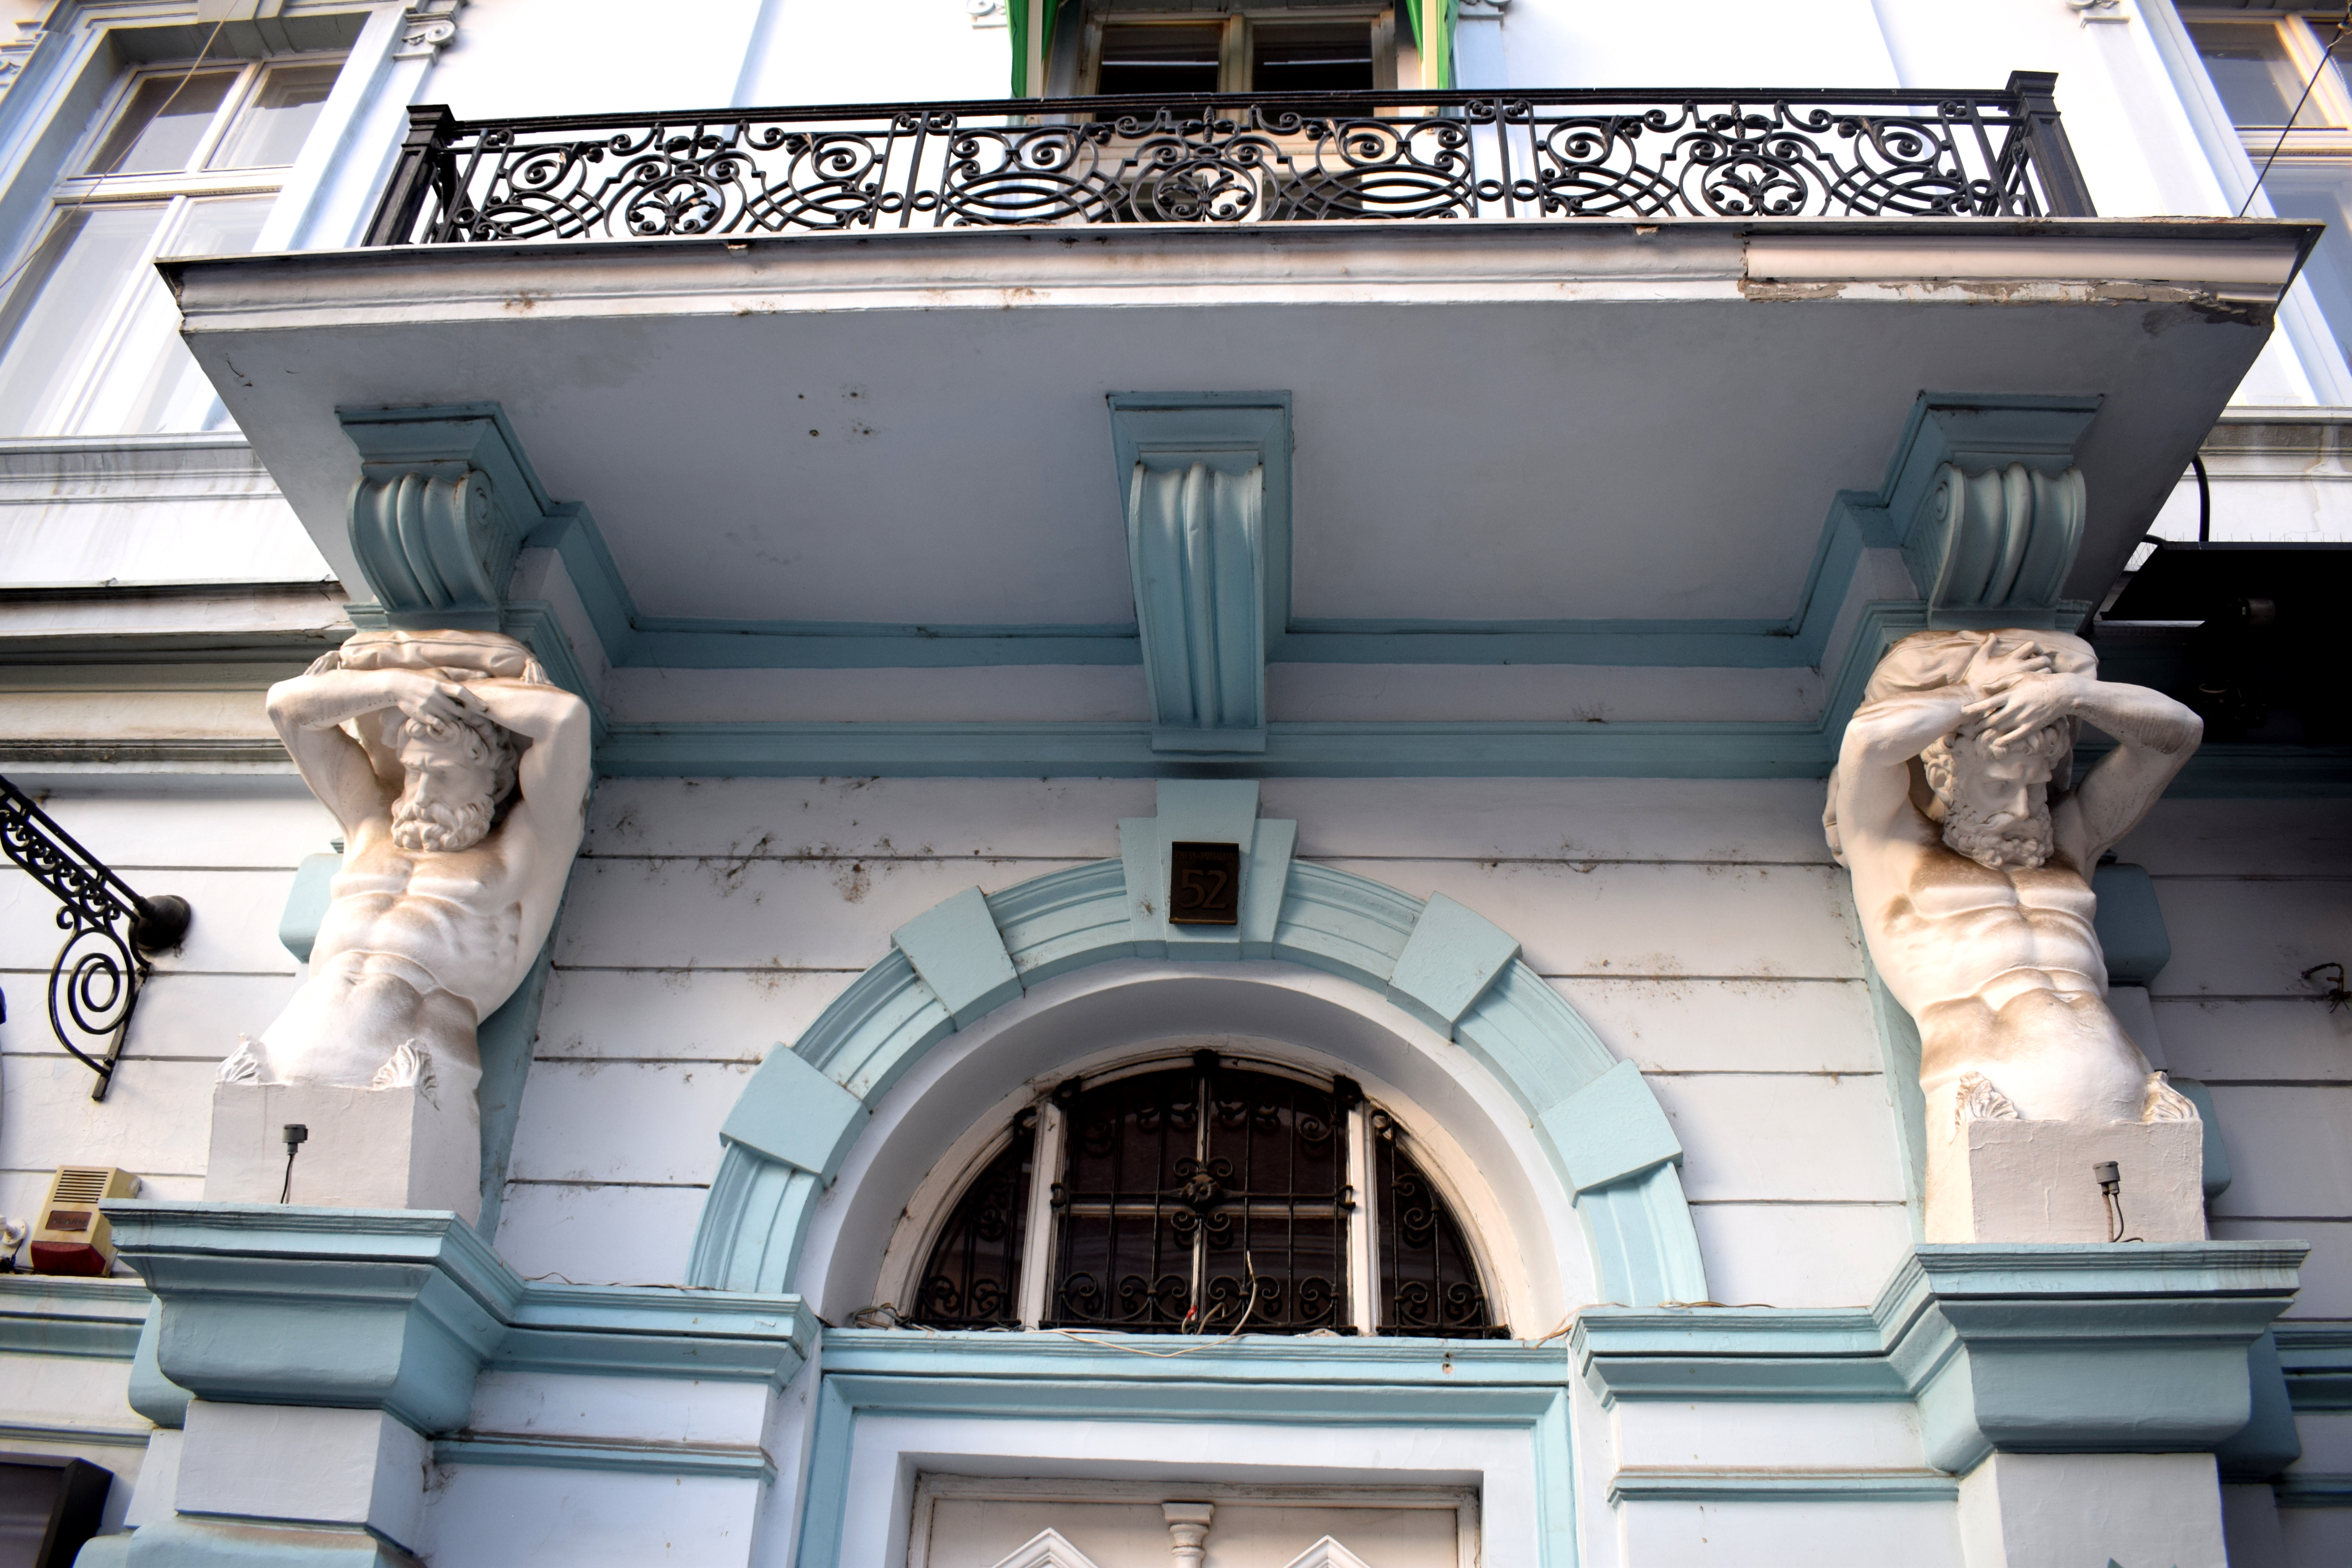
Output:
(717, 1049), (870, 1186)
(474, 935), (559, 1240)
(430, 1435), (773, 1482)
(1109, 393), (1292, 655)
(1121, 779), (1269, 960)
(1574, 1307), (1907, 1403)
(689, 802), (1708, 1310)
(2091, 863), (2171, 985)
(626, 619), (1139, 668)
(129, 1301), (189, 1429)
(1112, 395), (1284, 752)
(1877, 1242), (2307, 1474)
(892, 886), (1022, 1029)
(0, 1276), (148, 1360)
(594, 717), (1837, 779)
(1541, 1061), (1683, 1194)
(1580, 1243), (2310, 1478)
(1385, 893), (1520, 1042)
(0, 1420), (152, 1449)
(2276, 1323), (2352, 1410)
(1862, 960), (1929, 1243)
(103, 1205), (816, 1436)
(2275, 1474), (2352, 1507)
(2216, 1329), (2301, 1481)
(276, 853), (338, 965)
(115, 1517), (415, 1567)
(1607, 1468), (1958, 1503)
(795, 1332), (1575, 1568)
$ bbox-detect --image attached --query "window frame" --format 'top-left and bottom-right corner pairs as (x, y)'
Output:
(1071, 4), (1400, 96)
(882, 1043), (1508, 1338)
(0, 50), (345, 436)
(2181, 9), (2352, 148)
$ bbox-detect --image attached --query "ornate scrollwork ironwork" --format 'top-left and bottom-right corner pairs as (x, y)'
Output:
(0, 775), (190, 1101)
(367, 79), (2092, 247)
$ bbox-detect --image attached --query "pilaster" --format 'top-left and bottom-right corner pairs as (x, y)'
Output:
(99, 1203), (816, 1565)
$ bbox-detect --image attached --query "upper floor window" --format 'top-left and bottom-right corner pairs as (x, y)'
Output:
(1076, 5), (1394, 96)
(913, 1050), (1500, 1338)
(0, 53), (344, 437)
(2187, 10), (2352, 366)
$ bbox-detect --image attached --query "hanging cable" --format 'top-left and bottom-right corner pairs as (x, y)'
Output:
(2239, 5), (2352, 218)
(0, 16), (232, 310)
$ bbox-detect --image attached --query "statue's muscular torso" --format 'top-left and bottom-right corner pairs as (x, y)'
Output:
(310, 822), (532, 1014)
(1847, 822), (2148, 1123)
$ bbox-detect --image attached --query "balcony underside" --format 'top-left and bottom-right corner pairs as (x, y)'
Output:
(160, 216), (2316, 772)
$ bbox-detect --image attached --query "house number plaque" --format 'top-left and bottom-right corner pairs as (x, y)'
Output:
(1168, 841), (1242, 925)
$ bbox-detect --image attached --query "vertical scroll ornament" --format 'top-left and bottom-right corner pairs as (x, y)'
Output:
(1126, 461), (1267, 752)
(1906, 461), (2085, 627)
(347, 461), (517, 631)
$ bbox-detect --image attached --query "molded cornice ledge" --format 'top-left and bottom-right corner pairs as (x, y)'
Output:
(1577, 1241), (2307, 1476)
(1877, 1241), (2307, 1474)
(103, 1202), (815, 1434)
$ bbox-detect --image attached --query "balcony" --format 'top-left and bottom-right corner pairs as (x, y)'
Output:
(157, 72), (2317, 772)
(363, 74), (2094, 245)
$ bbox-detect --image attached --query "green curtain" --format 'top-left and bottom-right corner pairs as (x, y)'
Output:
(1009, 0), (1071, 98)
(1398, 0), (1455, 90)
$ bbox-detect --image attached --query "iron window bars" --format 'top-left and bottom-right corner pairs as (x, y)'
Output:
(365, 71), (2091, 247)
(915, 1051), (1499, 1337)
(0, 775), (190, 1101)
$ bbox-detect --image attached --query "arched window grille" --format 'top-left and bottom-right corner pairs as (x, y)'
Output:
(912, 1051), (1500, 1337)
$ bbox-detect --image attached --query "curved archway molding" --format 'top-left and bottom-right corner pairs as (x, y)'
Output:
(688, 781), (1708, 1308)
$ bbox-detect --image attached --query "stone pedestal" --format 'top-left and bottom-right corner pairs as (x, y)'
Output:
(204, 1082), (479, 1225)
(1926, 1118), (2205, 1244)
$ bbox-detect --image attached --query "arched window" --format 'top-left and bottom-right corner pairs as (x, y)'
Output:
(913, 1051), (1500, 1337)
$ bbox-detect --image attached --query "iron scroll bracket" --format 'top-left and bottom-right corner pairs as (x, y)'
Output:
(0, 775), (191, 1102)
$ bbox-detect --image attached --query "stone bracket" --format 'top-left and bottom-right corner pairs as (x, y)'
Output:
(1109, 393), (1290, 754)
(338, 403), (632, 727)
(1873, 393), (2103, 630)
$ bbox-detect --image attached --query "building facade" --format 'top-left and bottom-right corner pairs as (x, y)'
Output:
(0, 2), (2348, 1566)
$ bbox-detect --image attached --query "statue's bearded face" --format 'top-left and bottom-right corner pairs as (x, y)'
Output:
(1922, 724), (2067, 871)
(389, 720), (505, 854)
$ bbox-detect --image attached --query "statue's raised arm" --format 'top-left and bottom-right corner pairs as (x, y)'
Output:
(1826, 628), (2206, 1243)
(231, 630), (590, 1101)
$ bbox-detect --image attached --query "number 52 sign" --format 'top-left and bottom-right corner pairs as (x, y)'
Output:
(1168, 841), (1242, 926)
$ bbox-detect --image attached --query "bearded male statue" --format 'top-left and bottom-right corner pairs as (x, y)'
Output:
(211, 629), (589, 1214)
(1826, 628), (2207, 1242)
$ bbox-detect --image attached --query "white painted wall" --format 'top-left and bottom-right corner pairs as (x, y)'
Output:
(0, 783), (334, 1245)
(2114, 797), (2352, 1321)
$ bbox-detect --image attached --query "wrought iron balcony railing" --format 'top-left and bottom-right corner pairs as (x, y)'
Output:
(364, 70), (2092, 247)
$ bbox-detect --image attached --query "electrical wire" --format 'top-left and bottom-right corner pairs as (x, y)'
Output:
(0, 16), (232, 314)
(2238, 4), (2352, 219)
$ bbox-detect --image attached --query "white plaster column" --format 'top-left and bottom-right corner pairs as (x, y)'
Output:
(1957, 1453), (2227, 1568)
(174, 1401), (431, 1557)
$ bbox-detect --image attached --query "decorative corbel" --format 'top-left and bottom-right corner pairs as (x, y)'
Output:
(1881, 394), (2104, 631)
(1109, 393), (1291, 755)
(344, 409), (532, 632)
(396, 0), (466, 60)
